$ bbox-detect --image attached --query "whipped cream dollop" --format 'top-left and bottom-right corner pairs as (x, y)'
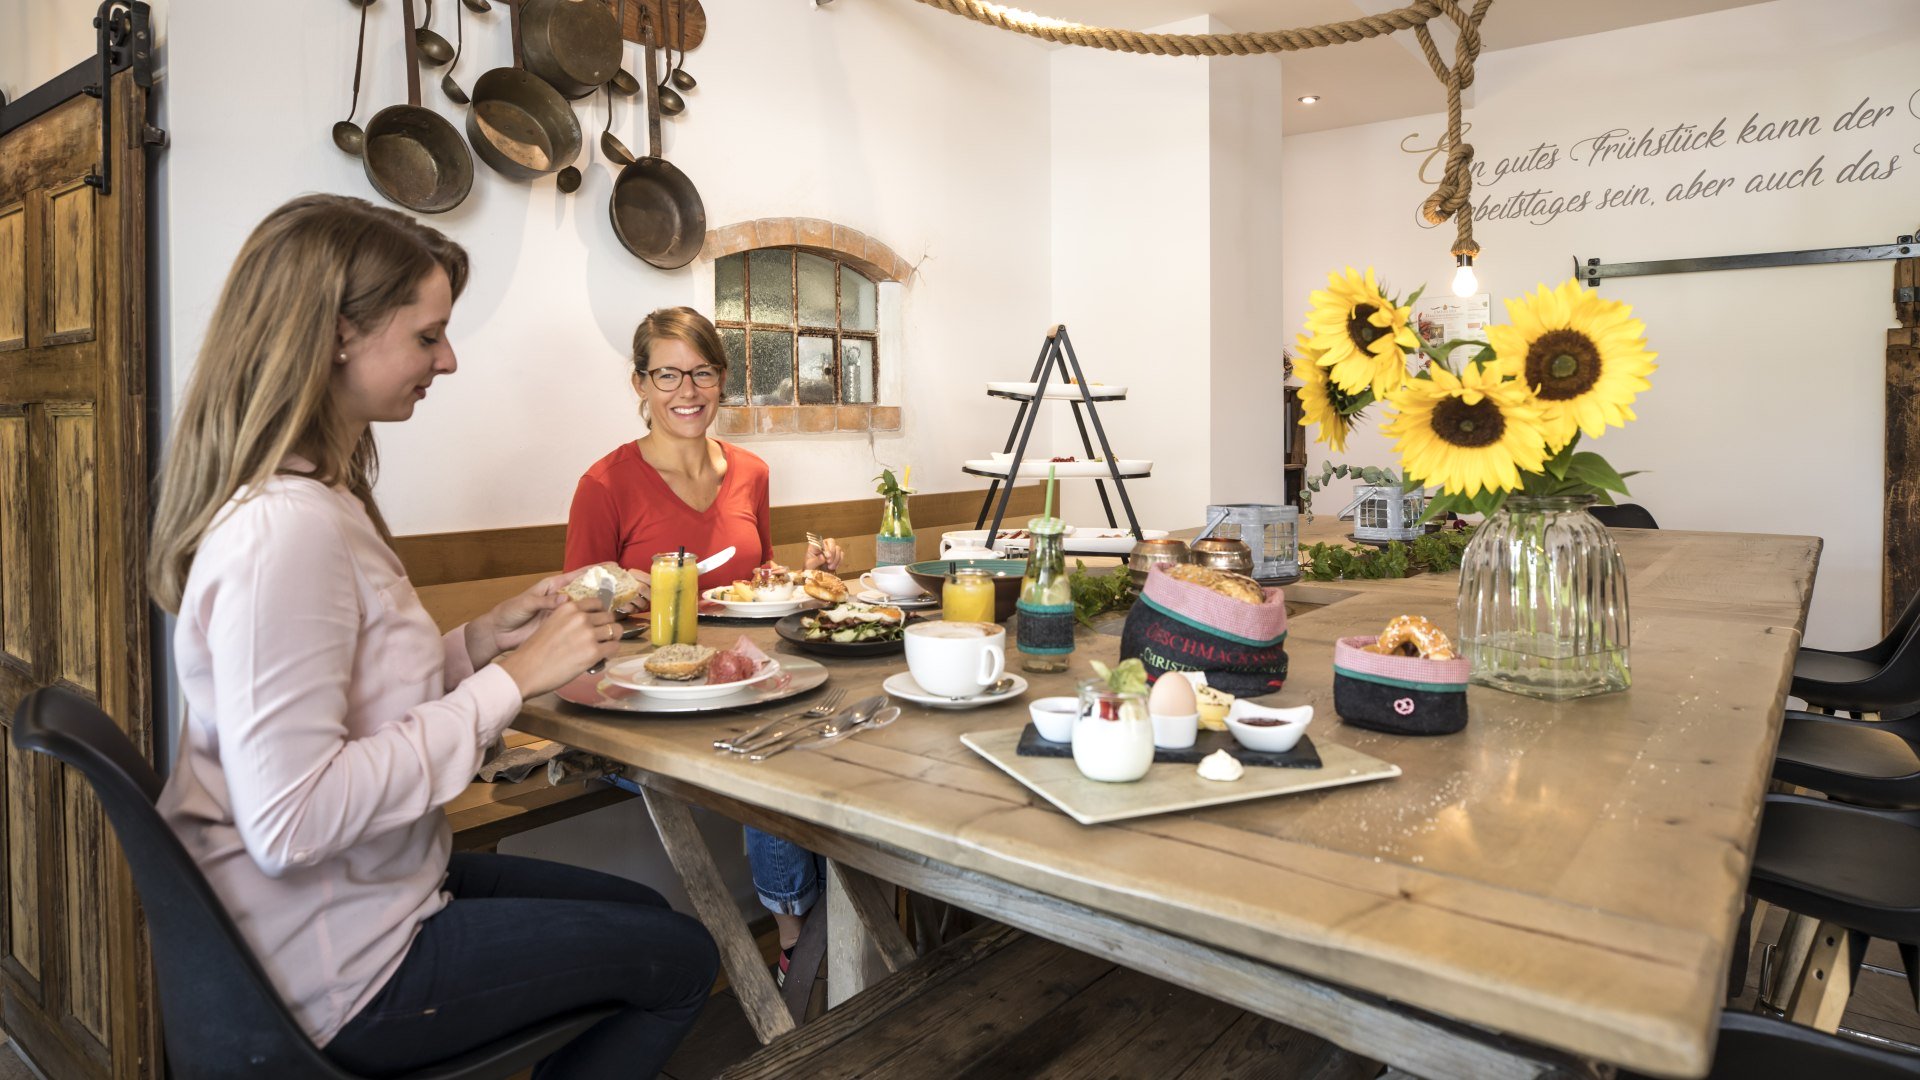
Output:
(1196, 749), (1244, 782)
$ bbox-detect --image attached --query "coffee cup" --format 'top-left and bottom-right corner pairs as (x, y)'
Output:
(905, 621), (1006, 698)
(860, 565), (925, 600)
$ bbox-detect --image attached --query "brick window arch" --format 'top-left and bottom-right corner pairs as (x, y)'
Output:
(702, 219), (908, 435)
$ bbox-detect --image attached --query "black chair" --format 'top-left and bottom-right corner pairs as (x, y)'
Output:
(10, 686), (617, 1079)
(1621, 1011), (1920, 1079)
(1775, 710), (1920, 807)
(1588, 502), (1660, 529)
(1791, 588), (1920, 717)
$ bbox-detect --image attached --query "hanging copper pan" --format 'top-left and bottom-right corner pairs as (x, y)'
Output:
(357, 0), (474, 213)
(520, 0), (621, 99)
(464, 0), (581, 179)
(608, 9), (704, 268)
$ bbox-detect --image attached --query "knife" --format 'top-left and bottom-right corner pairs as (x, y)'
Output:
(696, 546), (737, 574)
(734, 695), (884, 755)
(750, 705), (901, 760)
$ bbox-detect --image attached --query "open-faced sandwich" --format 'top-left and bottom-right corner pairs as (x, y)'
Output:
(643, 643), (717, 681)
(563, 562), (645, 612)
(801, 569), (849, 604)
(800, 602), (904, 644)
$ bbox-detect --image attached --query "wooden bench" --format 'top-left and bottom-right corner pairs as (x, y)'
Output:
(403, 485), (1043, 851)
(715, 921), (1380, 1080)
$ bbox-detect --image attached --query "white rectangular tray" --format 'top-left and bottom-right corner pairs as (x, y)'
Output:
(963, 458), (1153, 479)
(985, 381), (1128, 401)
(960, 727), (1399, 825)
(941, 527), (1169, 556)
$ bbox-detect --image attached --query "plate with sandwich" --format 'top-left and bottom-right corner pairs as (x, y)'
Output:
(604, 642), (784, 700)
(774, 601), (915, 657)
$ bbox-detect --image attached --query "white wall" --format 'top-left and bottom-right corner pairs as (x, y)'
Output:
(1049, 17), (1287, 531)
(0, 0), (108, 100)
(1283, 0), (1920, 647)
(161, 0), (1052, 534)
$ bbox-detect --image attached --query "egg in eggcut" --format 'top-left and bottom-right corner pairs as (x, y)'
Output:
(1148, 672), (1198, 718)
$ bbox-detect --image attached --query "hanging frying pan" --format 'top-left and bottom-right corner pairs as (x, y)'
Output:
(608, 8), (704, 268)
(464, 0), (581, 179)
(357, 0), (474, 213)
(520, 0), (622, 99)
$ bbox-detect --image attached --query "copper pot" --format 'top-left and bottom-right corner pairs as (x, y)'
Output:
(1190, 537), (1254, 575)
(1127, 538), (1190, 588)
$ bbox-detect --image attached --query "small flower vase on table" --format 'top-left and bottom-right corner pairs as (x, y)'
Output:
(874, 467), (916, 567)
(1456, 495), (1630, 700)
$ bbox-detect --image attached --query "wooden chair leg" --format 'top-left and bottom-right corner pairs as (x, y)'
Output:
(1784, 921), (1862, 1033)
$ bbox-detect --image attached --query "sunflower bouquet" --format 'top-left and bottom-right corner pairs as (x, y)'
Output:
(1294, 268), (1656, 520)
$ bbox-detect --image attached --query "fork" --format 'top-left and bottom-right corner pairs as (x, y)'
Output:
(712, 690), (843, 751)
(806, 531), (825, 556)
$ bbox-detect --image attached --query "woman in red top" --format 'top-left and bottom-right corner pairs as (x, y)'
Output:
(564, 307), (842, 588)
(565, 307), (842, 975)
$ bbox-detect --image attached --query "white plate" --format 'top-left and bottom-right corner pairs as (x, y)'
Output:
(964, 458), (1152, 479)
(700, 588), (808, 618)
(941, 526), (1170, 556)
(883, 671), (1029, 710)
(604, 655), (784, 699)
(555, 654), (829, 715)
(985, 381), (1128, 401)
(855, 588), (938, 608)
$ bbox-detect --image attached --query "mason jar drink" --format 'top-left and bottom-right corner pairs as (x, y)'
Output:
(649, 552), (701, 646)
(943, 565), (997, 623)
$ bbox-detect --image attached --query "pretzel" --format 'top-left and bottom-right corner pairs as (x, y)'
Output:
(1363, 615), (1456, 660)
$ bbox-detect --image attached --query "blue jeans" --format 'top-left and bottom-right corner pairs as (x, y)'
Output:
(326, 852), (718, 1079)
(745, 826), (823, 916)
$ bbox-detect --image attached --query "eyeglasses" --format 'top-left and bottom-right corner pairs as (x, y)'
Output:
(643, 366), (721, 391)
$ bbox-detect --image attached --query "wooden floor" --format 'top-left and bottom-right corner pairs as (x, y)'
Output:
(0, 1031), (42, 1080)
(658, 907), (1920, 1080)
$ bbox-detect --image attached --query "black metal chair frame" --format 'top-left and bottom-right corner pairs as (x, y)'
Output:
(10, 686), (616, 1079)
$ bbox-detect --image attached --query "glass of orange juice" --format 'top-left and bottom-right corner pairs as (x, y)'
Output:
(650, 553), (701, 646)
(943, 565), (997, 624)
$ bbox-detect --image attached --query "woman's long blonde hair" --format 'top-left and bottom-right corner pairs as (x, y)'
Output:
(149, 194), (468, 612)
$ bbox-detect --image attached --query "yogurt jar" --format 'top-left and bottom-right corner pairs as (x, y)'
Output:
(1072, 683), (1154, 783)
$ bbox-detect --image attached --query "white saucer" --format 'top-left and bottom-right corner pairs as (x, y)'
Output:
(855, 588), (938, 609)
(883, 671), (1029, 710)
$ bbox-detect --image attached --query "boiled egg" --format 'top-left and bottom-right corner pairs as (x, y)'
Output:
(1147, 673), (1198, 718)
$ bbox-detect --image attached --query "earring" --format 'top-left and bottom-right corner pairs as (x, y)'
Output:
(337, 350), (348, 362)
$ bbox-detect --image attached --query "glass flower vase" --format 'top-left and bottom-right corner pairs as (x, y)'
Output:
(1456, 495), (1630, 700)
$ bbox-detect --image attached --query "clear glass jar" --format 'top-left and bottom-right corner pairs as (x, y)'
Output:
(1456, 495), (1631, 700)
(1072, 682), (1153, 782)
(649, 552), (701, 647)
(876, 493), (915, 567)
(942, 566), (997, 623)
(1017, 517), (1073, 673)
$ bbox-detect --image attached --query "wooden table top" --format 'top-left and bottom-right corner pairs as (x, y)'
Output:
(418, 523), (1821, 1078)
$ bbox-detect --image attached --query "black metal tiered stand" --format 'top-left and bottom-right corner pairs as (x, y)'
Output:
(969, 324), (1146, 544)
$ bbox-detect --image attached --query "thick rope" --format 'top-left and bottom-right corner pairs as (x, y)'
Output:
(907, 0), (1448, 55)
(909, 0), (1493, 259)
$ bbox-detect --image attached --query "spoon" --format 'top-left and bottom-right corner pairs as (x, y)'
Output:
(415, 0), (455, 67)
(438, 0), (468, 104)
(950, 677), (1016, 702)
(740, 695), (885, 757)
(332, 0), (372, 155)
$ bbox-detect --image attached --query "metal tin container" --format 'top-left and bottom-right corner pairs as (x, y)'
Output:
(1127, 538), (1191, 588)
(1189, 537), (1254, 575)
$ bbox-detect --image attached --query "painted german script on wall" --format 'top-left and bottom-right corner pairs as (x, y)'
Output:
(1400, 90), (1917, 229)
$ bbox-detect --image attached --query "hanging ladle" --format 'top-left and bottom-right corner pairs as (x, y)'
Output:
(460, 0), (490, 11)
(599, 80), (637, 166)
(666, 0), (695, 92)
(331, 0), (373, 155)
(655, 37), (685, 116)
(414, 0), (455, 67)
(438, 0), (469, 104)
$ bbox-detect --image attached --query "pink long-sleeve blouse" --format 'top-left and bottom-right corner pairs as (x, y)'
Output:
(158, 465), (523, 1045)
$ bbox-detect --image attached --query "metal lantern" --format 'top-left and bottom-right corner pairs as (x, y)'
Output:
(1204, 503), (1299, 579)
(1342, 484), (1427, 543)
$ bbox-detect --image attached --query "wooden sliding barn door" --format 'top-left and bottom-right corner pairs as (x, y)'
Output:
(0, 5), (161, 1078)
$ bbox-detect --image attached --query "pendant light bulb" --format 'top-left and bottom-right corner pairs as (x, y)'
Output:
(1451, 254), (1478, 298)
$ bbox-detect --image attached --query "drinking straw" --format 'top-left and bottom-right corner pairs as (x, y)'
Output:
(1044, 465), (1056, 520)
(903, 465), (912, 489)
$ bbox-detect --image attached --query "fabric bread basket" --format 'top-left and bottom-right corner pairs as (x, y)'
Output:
(1119, 564), (1288, 696)
(1332, 635), (1469, 735)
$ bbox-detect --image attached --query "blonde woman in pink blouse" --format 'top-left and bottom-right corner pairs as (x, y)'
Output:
(148, 195), (717, 1078)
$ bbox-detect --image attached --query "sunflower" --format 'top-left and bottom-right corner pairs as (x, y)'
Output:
(1293, 337), (1371, 454)
(1382, 362), (1551, 498)
(1487, 280), (1656, 451)
(1303, 266), (1422, 402)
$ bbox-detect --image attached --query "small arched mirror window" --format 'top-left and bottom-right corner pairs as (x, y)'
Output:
(714, 248), (878, 408)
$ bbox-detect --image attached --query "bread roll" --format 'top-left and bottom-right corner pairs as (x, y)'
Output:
(1165, 564), (1265, 605)
(564, 563), (643, 611)
(802, 569), (848, 604)
(644, 643), (716, 681)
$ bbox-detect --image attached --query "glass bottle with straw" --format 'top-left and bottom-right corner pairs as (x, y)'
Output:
(876, 466), (916, 567)
(650, 547), (700, 647)
(1017, 467), (1073, 673)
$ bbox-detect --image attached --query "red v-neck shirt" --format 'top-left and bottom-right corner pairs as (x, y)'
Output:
(564, 440), (773, 590)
